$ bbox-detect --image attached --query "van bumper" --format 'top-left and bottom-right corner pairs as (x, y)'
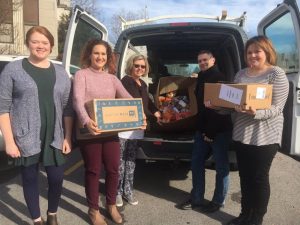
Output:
(136, 138), (237, 167)
(136, 138), (193, 161)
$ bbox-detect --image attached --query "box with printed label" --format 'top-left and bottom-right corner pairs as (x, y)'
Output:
(204, 83), (273, 109)
(76, 98), (144, 140)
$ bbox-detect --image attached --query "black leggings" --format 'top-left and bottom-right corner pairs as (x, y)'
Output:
(21, 164), (64, 219)
(233, 141), (278, 218)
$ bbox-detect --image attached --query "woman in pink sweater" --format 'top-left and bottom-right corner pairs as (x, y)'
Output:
(73, 39), (131, 225)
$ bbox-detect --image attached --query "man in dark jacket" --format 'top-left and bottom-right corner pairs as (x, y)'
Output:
(179, 50), (232, 213)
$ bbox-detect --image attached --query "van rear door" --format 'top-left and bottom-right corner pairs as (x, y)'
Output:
(62, 6), (108, 76)
(257, 0), (300, 156)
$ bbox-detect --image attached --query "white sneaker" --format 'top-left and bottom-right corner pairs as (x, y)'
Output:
(116, 194), (123, 207)
(123, 195), (138, 205)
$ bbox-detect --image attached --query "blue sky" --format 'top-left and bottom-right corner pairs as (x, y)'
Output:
(96, 0), (282, 38)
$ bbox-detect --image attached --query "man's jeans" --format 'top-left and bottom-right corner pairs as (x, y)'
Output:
(191, 131), (231, 205)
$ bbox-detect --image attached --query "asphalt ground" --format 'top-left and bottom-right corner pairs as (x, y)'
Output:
(0, 149), (300, 225)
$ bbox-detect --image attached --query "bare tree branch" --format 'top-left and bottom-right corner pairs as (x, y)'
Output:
(58, 0), (105, 58)
(0, 0), (23, 54)
(109, 8), (145, 43)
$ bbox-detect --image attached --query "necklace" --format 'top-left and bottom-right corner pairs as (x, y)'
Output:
(129, 75), (141, 86)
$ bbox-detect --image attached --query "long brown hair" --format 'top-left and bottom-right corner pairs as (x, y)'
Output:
(80, 39), (116, 74)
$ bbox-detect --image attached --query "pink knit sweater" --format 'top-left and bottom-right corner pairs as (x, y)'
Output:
(73, 68), (132, 126)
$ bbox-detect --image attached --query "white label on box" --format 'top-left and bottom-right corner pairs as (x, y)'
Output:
(256, 87), (266, 99)
(219, 84), (243, 105)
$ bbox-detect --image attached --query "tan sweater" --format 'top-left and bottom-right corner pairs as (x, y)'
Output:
(73, 68), (132, 126)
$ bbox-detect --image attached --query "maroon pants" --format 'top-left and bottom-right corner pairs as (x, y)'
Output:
(80, 139), (120, 209)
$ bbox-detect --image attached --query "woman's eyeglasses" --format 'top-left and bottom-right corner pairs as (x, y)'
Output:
(134, 64), (146, 69)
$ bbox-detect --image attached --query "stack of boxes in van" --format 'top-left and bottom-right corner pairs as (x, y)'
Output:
(154, 76), (198, 131)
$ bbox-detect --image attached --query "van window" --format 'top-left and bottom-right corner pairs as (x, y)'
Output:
(166, 63), (199, 76)
(264, 12), (299, 74)
(70, 20), (104, 69)
(121, 42), (200, 92)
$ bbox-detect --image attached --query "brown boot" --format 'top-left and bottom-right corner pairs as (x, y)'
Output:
(88, 208), (107, 225)
(46, 213), (58, 225)
(33, 218), (45, 225)
(106, 204), (123, 224)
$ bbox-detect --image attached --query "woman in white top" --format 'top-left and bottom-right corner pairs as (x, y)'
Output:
(117, 54), (161, 207)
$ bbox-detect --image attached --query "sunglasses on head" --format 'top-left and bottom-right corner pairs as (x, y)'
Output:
(134, 64), (146, 69)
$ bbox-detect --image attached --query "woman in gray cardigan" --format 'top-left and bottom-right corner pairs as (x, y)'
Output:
(0, 26), (73, 225)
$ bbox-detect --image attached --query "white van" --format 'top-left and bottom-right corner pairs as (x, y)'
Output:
(2, 1), (298, 167)
(61, 0), (300, 162)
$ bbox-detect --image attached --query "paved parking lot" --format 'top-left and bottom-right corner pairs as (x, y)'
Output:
(0, 149), (300, 225)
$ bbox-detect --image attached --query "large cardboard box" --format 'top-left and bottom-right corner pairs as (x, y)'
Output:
(204, 83), (273, 109)
(153, 76), (198, 131)
(76, 98), (144, 140)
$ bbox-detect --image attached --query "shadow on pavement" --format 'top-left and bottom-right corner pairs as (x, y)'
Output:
(0, 178), (30, 225)
(133, 160), (236, 224)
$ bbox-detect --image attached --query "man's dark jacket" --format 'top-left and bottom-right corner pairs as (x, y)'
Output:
(194, 65), (232, 139)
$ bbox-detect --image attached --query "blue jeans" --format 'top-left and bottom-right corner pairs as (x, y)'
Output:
(191, 131), (231, 205)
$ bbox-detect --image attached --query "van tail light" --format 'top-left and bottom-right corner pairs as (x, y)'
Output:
(153, 141), (162, 145)
(169, 22), (190, 26)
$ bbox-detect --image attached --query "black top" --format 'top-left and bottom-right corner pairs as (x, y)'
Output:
(195, 65), (232, 139)
(121, 75), (158, 116)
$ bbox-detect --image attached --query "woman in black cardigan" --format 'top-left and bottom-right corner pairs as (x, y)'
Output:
(116, 54), (161, 207)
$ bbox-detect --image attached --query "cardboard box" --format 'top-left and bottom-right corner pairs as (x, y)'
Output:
(204, 83), (273, 109)
(153, 76), (198, 131)
(76, 98), (144, 140)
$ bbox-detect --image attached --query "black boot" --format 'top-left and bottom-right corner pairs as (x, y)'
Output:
(47, 213), (58, 225)
(226, 209), (253, 225)
(248, 210), (263, 225)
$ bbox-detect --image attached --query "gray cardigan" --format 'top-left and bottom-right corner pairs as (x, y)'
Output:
(0, 59), (73, 157)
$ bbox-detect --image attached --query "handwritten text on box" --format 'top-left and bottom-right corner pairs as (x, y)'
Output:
(219, 84), (243, 105)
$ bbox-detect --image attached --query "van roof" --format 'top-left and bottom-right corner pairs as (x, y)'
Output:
(120, 11), (247, 30)
(115, 21), (248, 63)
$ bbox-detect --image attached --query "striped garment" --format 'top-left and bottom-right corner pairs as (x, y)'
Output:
(232, 66), (289, 146)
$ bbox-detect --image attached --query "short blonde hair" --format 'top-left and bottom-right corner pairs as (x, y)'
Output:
(125, 54), (150, 76)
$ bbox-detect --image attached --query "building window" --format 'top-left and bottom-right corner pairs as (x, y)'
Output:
(23, 0), (39, 25)
(0, 0), (13, 43)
